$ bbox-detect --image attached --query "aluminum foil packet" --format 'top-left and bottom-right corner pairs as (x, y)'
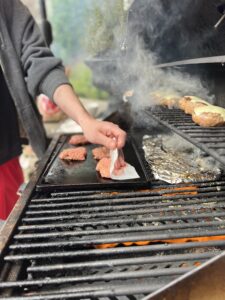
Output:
(143, 135), (221, 184)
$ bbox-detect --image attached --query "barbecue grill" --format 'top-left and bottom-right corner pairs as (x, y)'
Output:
(1, 109), (225, 299)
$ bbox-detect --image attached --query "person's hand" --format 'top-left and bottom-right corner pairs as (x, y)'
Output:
(80, 118), (127, 150)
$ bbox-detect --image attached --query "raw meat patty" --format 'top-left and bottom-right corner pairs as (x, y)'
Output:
(59, 147), (87, 161)
(68, 134), (89, 145)
(96, 157), (111, 178)
(92, 146), (110, 160)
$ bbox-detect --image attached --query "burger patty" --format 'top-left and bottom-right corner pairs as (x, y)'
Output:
(96, 157), (111, 178)
(179, 96), (209, 115)
(59, 147), (87, 161)
(192, 112), (225, 127)
(92, 146), (110, 160)
(68, 134), (89, 145)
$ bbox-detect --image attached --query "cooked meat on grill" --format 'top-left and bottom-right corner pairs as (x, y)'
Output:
(179, 96), (210, 115)
(96, 157), (111, 178)
(160, 97), (179, 109)
(68, 134), (89, 145)
(92, 146), (110, 160)
(59, 147), (87, 161)
(192, 105), (225, 127)
(151, 91), (180, 108)
(123, 89), (134, 98)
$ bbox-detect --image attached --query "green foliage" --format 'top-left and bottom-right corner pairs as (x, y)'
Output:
(47, 0), (110, 99)
(48, 0), (126, 60)
(69, 62), (108, 100)
(85, 0), (126, 55)
(47, 0), (124, 98)
(47, 0), (90, 63)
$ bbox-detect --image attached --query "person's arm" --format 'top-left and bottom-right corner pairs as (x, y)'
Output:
(53, 84), (127, 150)
(16, 1), (126, 150)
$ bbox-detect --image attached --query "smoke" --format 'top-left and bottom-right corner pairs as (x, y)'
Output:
(117, 0), (219, 111)
(119, 41), (214, 111)
(85, 0), (223, 111)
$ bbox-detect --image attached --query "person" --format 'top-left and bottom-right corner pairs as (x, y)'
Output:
(0, 0), (126, 221)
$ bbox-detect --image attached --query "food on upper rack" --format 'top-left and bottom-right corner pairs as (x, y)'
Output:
(92, 146), (110, 160)
(151, 91), (180, 108)
(142, 135), (220, 184)
(59, 147), (87, 161)
(37, 94), (66, 122)
(123, 90), (134, 98)
(96, 157), (111, 178)
(68, 134), (89, 145)
(192, 105), (225, 127)
(160, 97), (179, 109)
(179, 96), (210, 115)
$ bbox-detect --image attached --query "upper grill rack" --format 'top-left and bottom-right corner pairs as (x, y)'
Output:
(1, 177), (225, 299)
(147, 107), (225, 167)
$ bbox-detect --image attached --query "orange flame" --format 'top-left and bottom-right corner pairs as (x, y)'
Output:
(96, 186), (201, 249)
(95, 236), (225, 249)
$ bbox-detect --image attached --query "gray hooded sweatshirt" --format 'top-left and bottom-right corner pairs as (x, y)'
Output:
(0, 0), (70, 159)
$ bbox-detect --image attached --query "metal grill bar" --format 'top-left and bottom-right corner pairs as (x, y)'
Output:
(25, 196), (225, 215)
(22, 201), (225, 218)
(7, 230), (225, 251)
(0, 268), (193, 289)
(11, 220), (225, 240)
(5, 240), (225, 261)
(24, 180), (225, 204)
(27, 252), (215, 273)
(29, 186), (225, 205)
(19, 211), (225, 229)
(0, 283), (162, 300)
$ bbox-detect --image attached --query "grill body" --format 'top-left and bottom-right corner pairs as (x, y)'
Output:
(1, 111), (225, 299)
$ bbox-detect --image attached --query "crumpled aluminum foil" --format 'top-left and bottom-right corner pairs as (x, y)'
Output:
(143, 136), (221, 184)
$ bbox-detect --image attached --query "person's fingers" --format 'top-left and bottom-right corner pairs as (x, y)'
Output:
(95, 132), (117, 149)
(114, 158), (126, 170)
(84, 120), (126, 149)
(113, 168), (124, 176)
(114, 160), (120, 170)
(119, 156), (126, 167)
(114, 130), (127, 149)
(102, 124), (127, 149)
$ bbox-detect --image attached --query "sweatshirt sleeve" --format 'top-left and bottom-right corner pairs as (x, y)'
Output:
(18, 2), (70, 100)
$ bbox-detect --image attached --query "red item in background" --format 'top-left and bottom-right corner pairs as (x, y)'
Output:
(0, 157), (24, 220)
(37, 94), (66, 122)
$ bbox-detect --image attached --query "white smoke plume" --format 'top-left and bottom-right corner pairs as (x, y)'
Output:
(86, 0), (218, 111)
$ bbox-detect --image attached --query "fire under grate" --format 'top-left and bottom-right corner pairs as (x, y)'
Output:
(1, 178), (225, 299)
(147, 107), (225, 167)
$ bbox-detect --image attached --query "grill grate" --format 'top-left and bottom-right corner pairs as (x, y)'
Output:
(147, 107), (225, 167)
(1, 126), (225, 299)
(1, 178), (225, 299)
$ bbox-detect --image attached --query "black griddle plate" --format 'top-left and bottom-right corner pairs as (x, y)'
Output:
(36, 134), (150, 192)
